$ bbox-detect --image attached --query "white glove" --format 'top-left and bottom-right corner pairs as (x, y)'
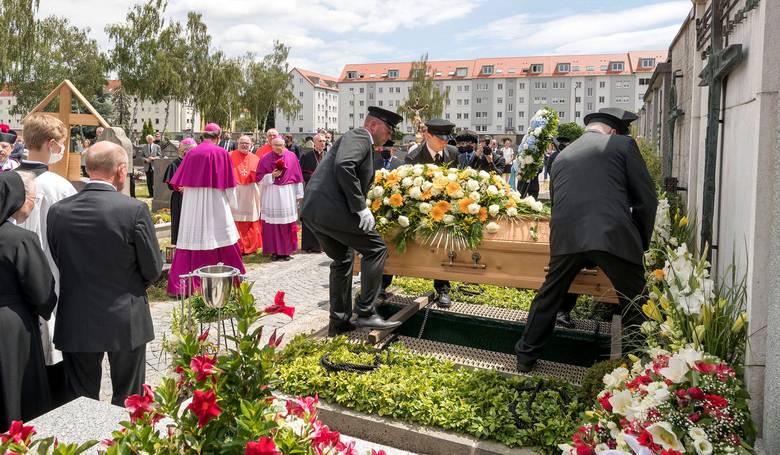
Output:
(357, 207), (375, 233)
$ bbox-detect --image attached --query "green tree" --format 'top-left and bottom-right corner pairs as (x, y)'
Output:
(183, 12), (212, 130)
(241, 41), (301, 134)
(106, 0), (167, 135)
(398, 53), (449, 128)
(148, 19), (186, 134)
(9, 15), (108, 115)
(557, 122), (585, 142)
(0, 0), (38, 84)
(90, 86), (115, 122)
(197, 51), (245, 128)
(111, 85), (131, 129)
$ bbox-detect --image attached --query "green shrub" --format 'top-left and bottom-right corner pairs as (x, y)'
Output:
(578, 358), (627, 405)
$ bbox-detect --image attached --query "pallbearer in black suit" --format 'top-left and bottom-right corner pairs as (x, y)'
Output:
(301, 107), (404, 336)
(515, 108), (657, 372)
(299, 133), (328, 253)
(0, 171), (56, 431)
(47, 141), (163, 406)
(404, 119), (458, 307)
(455, 131), (479, 169)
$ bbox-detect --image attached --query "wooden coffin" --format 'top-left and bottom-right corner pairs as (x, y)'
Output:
(355, 219), (619, 303)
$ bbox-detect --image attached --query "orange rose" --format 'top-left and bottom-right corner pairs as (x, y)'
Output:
(445, 181), (462, 197)
(458, 198), (474, 213)
(479, 207), (488, 222)
(374, 172), (383, 184)
(385, 173), (400, 186)
(371, 199), (382, 211)
(653, 269), (665, 281)
(421, 189), (433, 200)
(389, 193), (404, 207)
(431, 206), (446, 222)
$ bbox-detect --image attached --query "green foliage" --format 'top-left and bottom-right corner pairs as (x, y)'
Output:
(398, 53), (449, 127)
(0, 0), (38, 84)
(635, 135), (662, 188)
(278, 336), (585, 454)
(183, 12), (211, 131)
(578, 358), (626, 404)
(148, 19), (188, 134)
(556, 122), (585, 142)
(198, 51), (244, 128)
(242, 41), (302, 133)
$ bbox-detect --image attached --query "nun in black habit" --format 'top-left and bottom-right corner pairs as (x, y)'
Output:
(0, 171), (57, 431)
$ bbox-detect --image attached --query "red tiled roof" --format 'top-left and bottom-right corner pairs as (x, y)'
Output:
(338, 51), (668, 82)
(296, 68), (339, 92)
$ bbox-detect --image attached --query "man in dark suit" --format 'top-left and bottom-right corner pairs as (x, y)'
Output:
(299, 133), (327, 253)
(140, 134), (161, 197)
(301, 107), (404, 336)
(455, 131), (478, 169)
(404, 119), (458, 307)
(219, 132), (237, 152)
(47, 141), (162, 405)
(467, 140), (505, 173)
(515, 108), (657, 372)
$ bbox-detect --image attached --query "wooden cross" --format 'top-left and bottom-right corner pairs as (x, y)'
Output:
(698, 0), (744, 261)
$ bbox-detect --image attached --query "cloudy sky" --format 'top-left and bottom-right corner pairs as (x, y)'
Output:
(39, 0), (691, 77)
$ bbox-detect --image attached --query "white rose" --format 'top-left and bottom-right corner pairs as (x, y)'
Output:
(421, 181), (433, 191)
(366, 198), (372, 206)
(402, 177), (414, 188)
(693, 438), (713, 455)
(372, 186), (384, 198)
(467, 179), (480, 191)
(397, 216), (410, 228)
(469, 191), (481, 202)
(677, 347), (704, 367)
(433, 171), (444, 178)
(412, 165), (424, 176)
(485, 221), (500, 234)
(532, 200), (544, 212)
(488, 204), (500, 216)
(431, 187), (441, 196)
(507, 207), (518, 217)
(409, 187), (422, 199)
(442, 214), (455, 225)
(594, 443), (610, 454)
(448, 167), (459, 174)
(383, 197), (390, 205)
(413, 176), (424, 187)
(659, 356), (690, 383)
(557, 443), (576, 455)
(452, 189), (464, 199)
(534, 126), (543, 136)
(646, 422), (684, 451)
(467, 203), (480, 215)
(688, 427), (707, 441)
(426, 163), (438, 170)
(608, 389), (633, 416)
(487, 185), (499, 195)
(419, 202), (432, 214)
(523, 154), (534, 165)
(379, 217), (388, 225)
(478, 170), (490, 180)
(398, 167), (410, 177)
(447, 173), (458, 182)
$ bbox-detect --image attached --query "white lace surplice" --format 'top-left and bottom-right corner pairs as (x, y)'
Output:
(232, 182), (262, 222)
(177, 187), (240, 250)
(258, 174), (304, 225)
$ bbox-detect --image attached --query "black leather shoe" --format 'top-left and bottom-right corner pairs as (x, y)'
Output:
(556, 311), (575, 329)
(327, 320), (356, 337)
(353, 314), (401, 330)
(516, 355), (537, 373)
(437, 291), (452, 308)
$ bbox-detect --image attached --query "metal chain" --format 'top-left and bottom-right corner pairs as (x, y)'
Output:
(417, 299), (437, 339)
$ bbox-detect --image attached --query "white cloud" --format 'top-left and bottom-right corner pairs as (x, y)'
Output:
(555, 25), (682, 54)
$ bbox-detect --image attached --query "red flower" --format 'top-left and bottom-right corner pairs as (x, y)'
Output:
(371, 450), (388, 455)
(637, 429), (661, 452)
(626, 374), (652, 390)
(694, 361), (717, 374)
(336, 439), (358, 455)
(705, 394), (729, 408)
(688, 412), (701, 423)
(660, 450), (684, 455)
(575, 446), (594, 455)
(598, 392), (613, 412)
(124, 384), (155, 423)
(0, 124), (9, 134)
(687, 387), (705, 400)
(190, 355), (218, 382)
(188, 389), (221, 427)
(267, 329), (284, 348)
(264, 291), (295, 318)
(286, 395), (319, 419)
(312, 421), (341, 447)
(1, 421), (36, 444)
(245, 436), (281, 455)
(716, 363), (735, 381)
(101, 438), (115, 447)
(274, 158), (286, 171)
(198, 328), (210, 342)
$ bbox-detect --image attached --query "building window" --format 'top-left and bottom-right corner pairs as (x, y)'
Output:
(388, 69), (399, 78)
(518, 125), (524, 133)
(463, 113), (468, 119)
(378, 87), (383, 93)
(359, 113), (364, 119)
(349, 87), (354, 92)
(587, 102), (593, 110)
(639, 78), (650, 85)
(378, 100), (383, 106)
(481, 65), (494, 75)
(558, 111), (565, 118)
(575, 111), (581, 118)
(497, 112), (502, 118)
(508, 88), (514, 96)
(456, 113), (462, 120)
(476, 83), (488, 91)
(610, 61), (625, 71)
(575, 96), (581, 103)
(464, 99), (469, 105)
(599, 96), (605, 103)
(455, 67), (468, 77)
(464, 85), (469, 92)
(639, 58), (656, 68)
(507, 118), (514, 128)
(518, 82), (525, 89)
(530, 64), (543, 73)
(497, 83), (503, 90)
(155, 119), (159, 124)
(599, 81), (606, 88)
(456, 99), (462, 106)
(359, 88), (364, 93)
(519, 111), (525, 118)
(298, 115), (304, 121)
(575, 81), (582, 88)
(476, 97), (483, 104)
(475, 112), (481, 118)
(556, 63), (570, 73)
(347, 71), (358, 79)
(587, 88), (593, 96)
(586, 66), (594, 71)
(496, 126), (502, 132)
(359, 100), (364, 107)
(508, 103), (513, 111)
(519, 97), (525, 103)
(497, 97), (503, 104)
(445, 113), (450, 120)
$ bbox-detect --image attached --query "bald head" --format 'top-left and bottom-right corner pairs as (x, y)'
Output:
(86, 141), (129, 190)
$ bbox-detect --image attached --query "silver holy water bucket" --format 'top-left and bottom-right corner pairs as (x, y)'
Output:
(195, 264), (240, 309)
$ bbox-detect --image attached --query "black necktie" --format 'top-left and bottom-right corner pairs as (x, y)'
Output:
(383, 158), (390, 169)
(434, 153), (442, 164)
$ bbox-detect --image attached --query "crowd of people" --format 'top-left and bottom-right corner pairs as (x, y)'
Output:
(0, 102), (656, 431)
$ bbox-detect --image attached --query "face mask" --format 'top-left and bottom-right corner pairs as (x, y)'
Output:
(458, 145), (474, 154)
(380, 149), (391, 160)
(48, 142), (65, 164)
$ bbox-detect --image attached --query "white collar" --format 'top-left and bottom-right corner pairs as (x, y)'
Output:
(365, 129), (373, 146)
(428, 143), (443, 160)
(6, 217), (16, 225)
(22, 159), (46, 165)
(87, 179), (117, 190)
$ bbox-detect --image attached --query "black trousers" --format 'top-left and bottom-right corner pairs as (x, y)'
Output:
(129, 175), (136, 198)
(62, 346), (146, 407)
(300, 222), (321, 252)
(145, 169), (155, 197)
(304, 219), (387, 322)
(515, 251), (646, 364)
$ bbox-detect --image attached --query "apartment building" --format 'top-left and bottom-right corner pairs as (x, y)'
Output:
(337, 51), (666, 135)
(275, 68), (339, 134)
(0, 81), (200, 134)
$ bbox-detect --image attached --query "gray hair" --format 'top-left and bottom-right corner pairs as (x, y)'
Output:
(16, 170), (37, 201)
(585, 122), (615, 135)
(86, 141), (128, 176)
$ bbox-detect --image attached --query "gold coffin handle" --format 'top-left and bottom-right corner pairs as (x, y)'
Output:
(543, 266), (599, 276)
(440, 251), (487, 270)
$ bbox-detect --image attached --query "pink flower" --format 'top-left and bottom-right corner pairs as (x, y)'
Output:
(1, 421), (36, 444)
(687, 387), (705, 400)
(267, 329), (284, 348)
(198, 329), (210, 342)
(124, 384), (155, 423)
(705, 393), (729, 408)
(336, 439), (358, 455)
(264, 291), (295, 318)
(312, 421), (341, 447)
(371, 451), (388, 455)
(597, 392), (613, 412)
(245, 436), (281, 455)
(188, 389), (221, 427)
(190, 355), (218, 382)
(286, 395), (319, 419)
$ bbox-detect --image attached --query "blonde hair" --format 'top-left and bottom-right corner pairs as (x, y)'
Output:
(22, 113), (67, 150)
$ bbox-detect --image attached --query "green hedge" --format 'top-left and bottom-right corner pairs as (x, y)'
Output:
(277, 336), (585, 454)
